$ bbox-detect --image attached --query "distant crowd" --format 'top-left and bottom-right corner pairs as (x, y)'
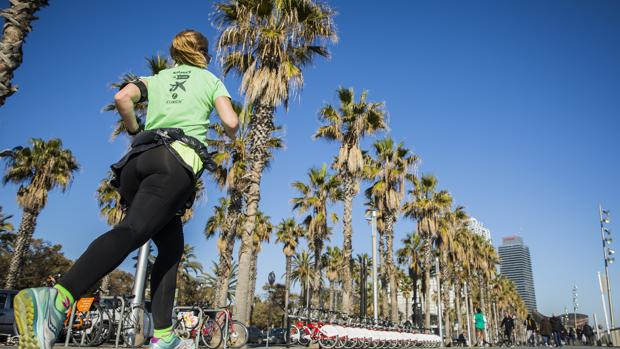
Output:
(454, 309), (598, 347)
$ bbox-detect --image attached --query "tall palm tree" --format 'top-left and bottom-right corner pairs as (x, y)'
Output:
(213, 0), (337, 323)
(0, 0), (49, 106)
(203, 261), (239, 305)
(292, 164), (342, 306)
(365, 137), (417, 322)
(1, 138), (79, 288)
(397, 231), (424, 322)
(207, 101), (283, 307)
(96, 171), (125, 226)
(314, 87), (387, 314)
(322, 245), (342, 311)
(290, 249), (315, 308)
(402, 174), (452, 329)
(275, 218), (303, 326)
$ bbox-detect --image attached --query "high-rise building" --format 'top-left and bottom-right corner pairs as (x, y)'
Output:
(498, 235), (537, 312)
(467, 217), (492, 241)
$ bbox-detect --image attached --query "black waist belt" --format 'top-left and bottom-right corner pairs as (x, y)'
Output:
(110, 128), (217, 211)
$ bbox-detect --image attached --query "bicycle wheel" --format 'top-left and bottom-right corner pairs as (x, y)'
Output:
(319, 335), (339, 349)
(200, 319), (223, 349)
(121, 307), (146, 347)
(70, 303), (106, 346)
(226, 320), (249, 348)
(298, 326), (312, 346)
(289, 325), (301, 345)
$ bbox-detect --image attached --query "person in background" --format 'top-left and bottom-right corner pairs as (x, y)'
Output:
(525, 314), (538, 347)
(474, 308), (488, 346)
(582, 321), (594, 346)
(540, 317), (552, 347)
(568, 328), (576, 346)
(501, 312), (515, 347)
(550, 314), (564, 347)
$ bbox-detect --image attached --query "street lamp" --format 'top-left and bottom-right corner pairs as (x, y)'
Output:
(572, 285), (578, 331)
(365, 210), (379, 323)
(599, 205), (615, 328)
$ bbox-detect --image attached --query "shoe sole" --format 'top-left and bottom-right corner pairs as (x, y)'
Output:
(14, 290), (41, 349)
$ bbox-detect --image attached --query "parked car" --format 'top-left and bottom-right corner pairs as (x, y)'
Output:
(247, 326), (265, 344)
(265, 328), (287, 344)
(0, 289), (18, 336)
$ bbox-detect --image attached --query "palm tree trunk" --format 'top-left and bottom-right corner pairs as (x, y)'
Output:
(341, 175), (355, 315)
(329, 280), (335, 311)
(423, 239), (433, 329)
(312, 241), (322, 308)
(233, 104), (274, 324)
(284, 254), (292, 328)
(4, 209), (37, 289)
(412, 275), (418, 323)
(405, 296), (409, 322)
(247, 247), (259, 322)
(0, 0), (49, 106)
(215, 231), (236, 306)
(455, 281), (463, 335)
(215, 188), (242, 307)
(379, 230), (389, 318)
(385, 213), (399, 323)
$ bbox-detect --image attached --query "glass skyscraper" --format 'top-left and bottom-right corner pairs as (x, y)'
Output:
(498, 235), (538, 312)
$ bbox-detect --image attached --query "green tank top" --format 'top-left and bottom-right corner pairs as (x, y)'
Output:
(142, 64), (230, 173)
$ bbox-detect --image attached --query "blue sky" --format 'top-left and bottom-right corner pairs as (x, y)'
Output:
(1, 0), (619, 325)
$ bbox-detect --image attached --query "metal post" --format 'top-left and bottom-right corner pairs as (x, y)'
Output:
(598, 271), (611, 336)
(464, 282), (472, 347)
(130, 242), (150, 346)
(371, 210), (379, 323)
(64, 303), (77, 347)
(599, 205), (615, 328)
(572, 285), (578, 333)
(436, 257), (443, 343)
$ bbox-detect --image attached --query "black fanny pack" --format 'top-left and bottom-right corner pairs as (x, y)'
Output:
(110, 128), (217, 189)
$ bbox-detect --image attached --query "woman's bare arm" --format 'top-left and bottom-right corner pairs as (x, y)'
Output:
(214, 96), (239, 140)
(114, 81), (145, 134)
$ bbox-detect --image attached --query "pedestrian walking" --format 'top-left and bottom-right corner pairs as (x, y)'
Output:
(550, 314), (564, 347)
(474, 308), (488, 346)
(525, 314), (538, 346)
(540, 317), (552, 347)
(501, 313), (515, 346)
(582, 322), (594, 346)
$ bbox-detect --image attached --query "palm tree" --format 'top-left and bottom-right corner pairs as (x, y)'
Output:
(398, 269), (412, 322)
(396, 231), (424, 323)
(275, 218), (303, 326)
(213, 0), (337, 323)
(207, 101), (283, 307)
(402, 174), (452, 329)
(290, 249), (314, 308)
(322, 245), (342, 311)
(292, 164), (342, 306)
(1, 138), (79, 288)
(314, 87), (387, 314)
(96, 171), (125, 226)
(176, 244), (204, 305)
(247, 211), (272, 318)
(204, 261), (239, 305)
(365, 137), (417, 322)
(0, 0), (49, 106)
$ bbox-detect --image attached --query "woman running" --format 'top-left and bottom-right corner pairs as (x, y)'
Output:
(14, 29), (238, 349)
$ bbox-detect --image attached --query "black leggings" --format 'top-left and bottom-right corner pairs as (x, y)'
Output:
(59, 146), (193, 329)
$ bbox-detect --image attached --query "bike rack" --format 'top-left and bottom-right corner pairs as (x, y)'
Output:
(173, 306), (204, 348)
(64, 303), (78, 347)
(202, 308), (231, 349)
(100, 295), (125, 348)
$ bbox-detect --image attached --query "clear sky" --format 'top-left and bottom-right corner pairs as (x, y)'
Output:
(1, 0), (619, 326)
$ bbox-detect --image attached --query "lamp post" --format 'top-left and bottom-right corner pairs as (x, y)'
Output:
(572, 285), (578, 331)
(366, 210), (379, 323)
(599, 205), (615, 328)
(130, 242), (150, 346)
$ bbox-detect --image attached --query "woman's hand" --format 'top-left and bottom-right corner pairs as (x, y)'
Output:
(214, 96), (239, 140)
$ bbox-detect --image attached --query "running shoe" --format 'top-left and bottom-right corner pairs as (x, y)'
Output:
(13, 287), (66, 349)
(149, 335), (196, 349)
